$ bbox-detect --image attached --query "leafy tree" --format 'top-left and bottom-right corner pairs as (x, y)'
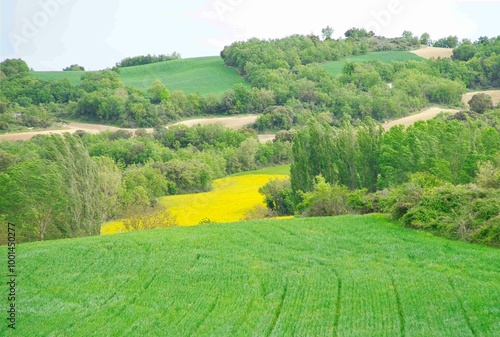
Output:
(0, 58), (29, 78)
(468, 93), (494, 113)
(259, 178), (294, 215)
(63, 64), (85, 71)
(433, 35), (459, 48)
(147, 80), (170, 104)
(420, 33), (431, 46)
(322, 26), (334, 40)
(297, 175), (352, 217)
(0, 159), (66, 241)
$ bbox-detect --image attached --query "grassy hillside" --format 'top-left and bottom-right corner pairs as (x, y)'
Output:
(31, 70), (84, 85)
(118, 56), (247, 95)
(322, 50), (424, 75)
(31, 56), (248, 96)
(3, 215), (499, 336)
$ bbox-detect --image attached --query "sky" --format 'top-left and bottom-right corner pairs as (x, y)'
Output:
(1, 0), (499, 71)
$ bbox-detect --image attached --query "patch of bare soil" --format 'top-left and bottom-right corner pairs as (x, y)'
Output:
(462, 90), (500, 107)
(410, 46), (453, 59)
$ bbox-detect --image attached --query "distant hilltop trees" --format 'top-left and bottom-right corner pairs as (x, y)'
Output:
(115, 52), (181, 68)
(63, 64), (85, 71)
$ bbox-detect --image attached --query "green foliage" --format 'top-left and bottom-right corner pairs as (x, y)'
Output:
(297, 176), (352, 217)
(399, 184), (500, 246)
(433, 35), (459, 48)
(63, 64), (85, 71)
(0, 58), (29, 78)
(0, 134), (121, 242)
(321, 25), (334, 40)
(147, 79), (170, 104)
(468, 93), (494, 114)
(115, 52), (181, 68)
(259, 177), (294, 216)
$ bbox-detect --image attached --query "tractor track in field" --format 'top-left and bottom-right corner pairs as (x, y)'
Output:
(447, 275), (477, 337)
(332, 268), (343, 337)
(189, 295), (220, 336)
(265, 283), (288, 337)
(389, 273), (406, 337)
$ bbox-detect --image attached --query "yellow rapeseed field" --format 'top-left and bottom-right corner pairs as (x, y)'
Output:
(161, 174), (288, 226)
(101, 174), (288, 234)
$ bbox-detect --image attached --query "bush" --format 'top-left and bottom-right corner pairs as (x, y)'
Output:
(244, 205), (277, 221)
(123, 204), (177, 231)
(259, 178), (294, 216)
(468, 93), (494, 114)
(297, 176), (352, 217)
(399, 184), (500, 246)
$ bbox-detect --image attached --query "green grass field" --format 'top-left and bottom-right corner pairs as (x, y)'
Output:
(322, 51), (424, 75)
(3, 215), (499, 336)
(31, 56), (248, 96)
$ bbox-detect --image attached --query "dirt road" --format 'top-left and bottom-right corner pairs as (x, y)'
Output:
(383, 107), (459, 130)
(0, 116), (258, 141)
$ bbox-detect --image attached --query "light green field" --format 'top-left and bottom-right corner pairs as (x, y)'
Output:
(3, 215), (499, 336)
(31, 70), (84, 85)
(323, 51), (424, 75)
(31, 56), (248, 96)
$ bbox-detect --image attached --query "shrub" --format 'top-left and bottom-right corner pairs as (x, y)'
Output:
(297, 176), (352, 217)
(469, 93), (494, 114)
(259, 178), (294, 216)
(244, 205), (277, 221)
(123, 204), (177, 231)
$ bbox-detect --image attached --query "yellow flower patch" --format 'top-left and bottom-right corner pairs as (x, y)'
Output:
(101, 174), (288, 234)
(162, 174), (288, 226)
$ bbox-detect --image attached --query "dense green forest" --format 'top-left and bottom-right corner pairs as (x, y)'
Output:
(1, 31), (500, 245)
(258, 109), (500, 247)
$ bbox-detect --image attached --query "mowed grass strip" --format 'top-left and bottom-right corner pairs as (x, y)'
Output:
(31, 56), (248, 96)
(322, 50), (424, 75)
(3, 215), (499, 336)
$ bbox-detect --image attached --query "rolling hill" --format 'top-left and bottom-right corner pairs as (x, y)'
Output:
(3, 215), (499, 336)
(322, 50), (424, 75)
(31, 56), (248, 96)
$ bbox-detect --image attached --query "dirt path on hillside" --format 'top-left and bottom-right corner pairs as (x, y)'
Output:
(170, 115), (259, 129)
(462, 90), (500, 107)
(0, 116), (258, 141)
(383, 107), (459, 130)
(410, 46), (453, 59)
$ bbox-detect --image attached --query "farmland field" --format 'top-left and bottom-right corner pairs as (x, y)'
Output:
(101, 173), (289, 234)
(322, 51), (423, 75)
(31, 56), (248, 96)
(3, 215), (499, 336)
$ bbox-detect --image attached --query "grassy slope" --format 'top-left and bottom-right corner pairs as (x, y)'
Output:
(322, 51), (424, 75)
(31, 70), (84, 85)
(31, 57), (248, 96)
(3, 215), (499, 336)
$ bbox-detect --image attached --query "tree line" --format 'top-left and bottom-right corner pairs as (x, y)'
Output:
(0, 123), (293, 243)
(259, 104), (500, 247)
